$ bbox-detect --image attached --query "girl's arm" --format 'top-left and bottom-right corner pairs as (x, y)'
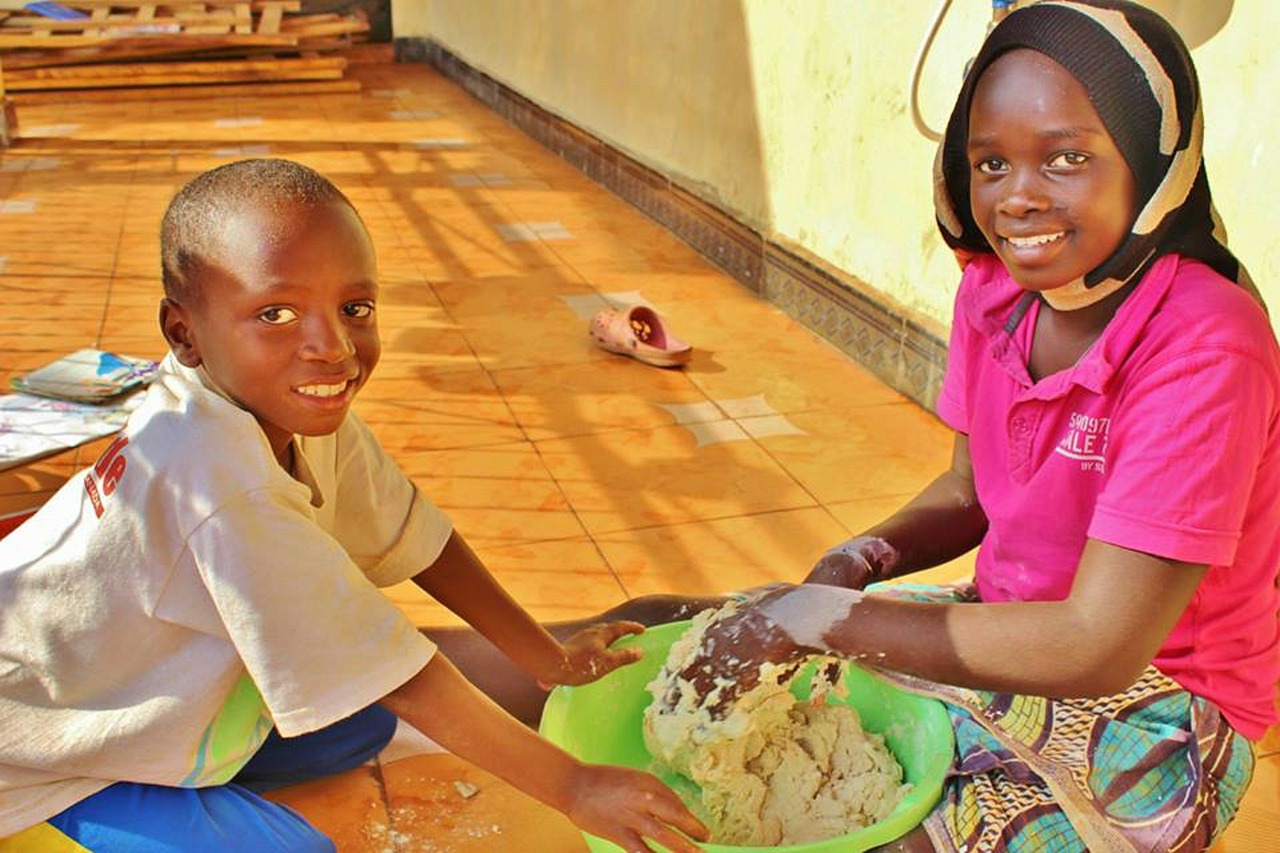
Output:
(842, 539), (1203, 695)
(411, 532), (644, 686)
(699, 539), (1205, 700)
(807, 433), (989, 587)
(381, 654), (707, 852)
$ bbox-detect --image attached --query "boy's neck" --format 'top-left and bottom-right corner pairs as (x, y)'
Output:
(279, 439), (297, 475)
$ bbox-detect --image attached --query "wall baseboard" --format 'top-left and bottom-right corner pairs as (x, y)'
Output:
(396, 37), (948, 410)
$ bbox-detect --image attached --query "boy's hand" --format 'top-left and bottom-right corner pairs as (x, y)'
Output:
(804, 535), (898, 589)
(566, 763), (708, 853)
(538, 620), (646, 688)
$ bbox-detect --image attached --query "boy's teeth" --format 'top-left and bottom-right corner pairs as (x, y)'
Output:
(1007, 232), (1064, 248)
(298, 382), (347, 398)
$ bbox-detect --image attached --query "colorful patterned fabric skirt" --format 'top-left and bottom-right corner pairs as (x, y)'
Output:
(869, 582), (1256, 853)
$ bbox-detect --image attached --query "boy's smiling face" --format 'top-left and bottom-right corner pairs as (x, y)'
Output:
(966, 49), (1136, 292)
(162, 198), (380, 462)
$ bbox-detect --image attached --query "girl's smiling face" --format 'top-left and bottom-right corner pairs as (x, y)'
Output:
(967, 49), (1137, 292)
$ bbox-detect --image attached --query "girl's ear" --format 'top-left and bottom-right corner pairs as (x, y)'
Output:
(159, 297), (202, 368)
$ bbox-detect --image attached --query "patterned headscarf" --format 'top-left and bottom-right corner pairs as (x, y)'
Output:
(934, 0), (1255, 302)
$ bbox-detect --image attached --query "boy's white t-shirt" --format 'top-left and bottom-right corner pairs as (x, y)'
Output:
(0, 355), (452, 834)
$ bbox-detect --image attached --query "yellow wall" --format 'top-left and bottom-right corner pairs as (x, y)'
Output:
(742, 0), (988, 323)
(397, 0), (772, 226)
(401, 0), (1280, 330)
(391, 0), (428, 42)
(1194, 5), (1280, 311)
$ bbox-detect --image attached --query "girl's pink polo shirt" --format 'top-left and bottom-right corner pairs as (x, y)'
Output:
(936, 253), (1280, 739)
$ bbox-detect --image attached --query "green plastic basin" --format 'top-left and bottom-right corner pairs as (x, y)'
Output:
(540, 619), (954, 852)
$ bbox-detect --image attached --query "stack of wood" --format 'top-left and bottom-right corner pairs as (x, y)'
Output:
(0, 0), (372, 103)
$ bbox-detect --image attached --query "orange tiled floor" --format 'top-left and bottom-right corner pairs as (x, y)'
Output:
(0, 60), (1275, 851)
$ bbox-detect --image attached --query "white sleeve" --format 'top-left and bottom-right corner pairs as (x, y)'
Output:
(187, 484), (437, 736)
(328, 415), (453, 587)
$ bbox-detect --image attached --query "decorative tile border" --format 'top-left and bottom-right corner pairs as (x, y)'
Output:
(762, 243), (948, 409)
(396, 37), (947, 410)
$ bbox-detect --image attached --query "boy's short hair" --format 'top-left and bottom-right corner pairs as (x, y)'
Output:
(160, 158), (358, 304)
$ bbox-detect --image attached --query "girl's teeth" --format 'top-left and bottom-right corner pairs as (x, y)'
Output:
(298, 382), (346, 398)
(1007, 232), (1064, 248)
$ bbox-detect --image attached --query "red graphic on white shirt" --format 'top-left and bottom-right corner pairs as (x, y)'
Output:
(84, 434), (129, 518)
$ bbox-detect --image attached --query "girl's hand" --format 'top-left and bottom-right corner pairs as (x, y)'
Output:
(566, 763), (709, 853)
(538, 620), (646, 688)
(665, 586), (822, 717)
(804, 535), (898, 589)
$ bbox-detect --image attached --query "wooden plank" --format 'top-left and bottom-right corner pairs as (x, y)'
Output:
(8, 54), (344, 79)
(249, 0), (300, 10)
(0, 34), (300, 68)
(0, 32), (295, 50)
(0, 35), (113, 48)
(0, 55), (19, 148)
(4, 64), (345, 89)
(282, 13), (340, 25)
(182, 25), (236, 36)
(9, 76), (356, 103)
(2, 15), (242, 32)
(256, 0), (282, 35)
(85, 6), (109, 39)
(0, 99), (14, 148)
(280, 20), (368, 38)
(55, 1), (301, 9)
(1, 11), (357, 40)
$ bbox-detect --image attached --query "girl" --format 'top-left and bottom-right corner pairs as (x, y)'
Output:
(683, 2), (1278, 851)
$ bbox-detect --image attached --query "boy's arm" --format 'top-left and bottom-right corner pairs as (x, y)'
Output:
(806, 433), (988, 587)
(381, 654), (707, 852)
(411, 532), (643, 686)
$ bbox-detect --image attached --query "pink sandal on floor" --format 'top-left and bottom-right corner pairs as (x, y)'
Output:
(588, 305), (692, 368)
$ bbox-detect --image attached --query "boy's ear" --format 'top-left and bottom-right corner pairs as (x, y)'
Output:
(159, 297), (202, 368)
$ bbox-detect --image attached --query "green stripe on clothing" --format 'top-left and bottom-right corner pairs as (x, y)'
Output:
(182, 672), (274, 787)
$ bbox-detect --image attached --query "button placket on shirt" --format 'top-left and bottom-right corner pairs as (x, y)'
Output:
(1007, 400), (1042, 483)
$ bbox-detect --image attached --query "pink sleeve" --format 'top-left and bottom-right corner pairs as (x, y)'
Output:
(935, 278), (975, 433)
(1090, 346), (1276, 565)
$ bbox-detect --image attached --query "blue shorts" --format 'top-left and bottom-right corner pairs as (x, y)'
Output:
(1, 705), (396, 853)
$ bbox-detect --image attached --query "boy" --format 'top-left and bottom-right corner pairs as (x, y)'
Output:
(0, 159), (707, 852)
